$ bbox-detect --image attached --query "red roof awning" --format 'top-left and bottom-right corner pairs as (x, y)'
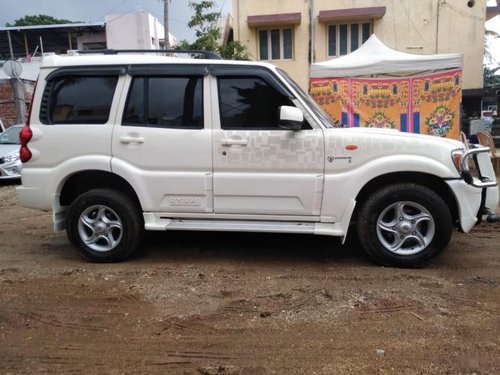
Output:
(247, 12), (302, 28)
(318, 7), (386, 23)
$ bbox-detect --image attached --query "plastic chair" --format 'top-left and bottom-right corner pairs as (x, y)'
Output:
(476, 131), (500, 174)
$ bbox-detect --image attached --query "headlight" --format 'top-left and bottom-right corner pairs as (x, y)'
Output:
(1, 152), (20, 163)
(451, 149), (464, 173)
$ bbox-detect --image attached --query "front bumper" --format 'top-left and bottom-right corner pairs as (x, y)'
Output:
(451, 146), (499, 232)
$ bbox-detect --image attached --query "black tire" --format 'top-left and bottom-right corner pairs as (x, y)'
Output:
(66, 188), (143, 262)
(357, 183), (452, 268)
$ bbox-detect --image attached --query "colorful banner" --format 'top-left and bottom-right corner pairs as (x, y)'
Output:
(310, 69), (462, 139)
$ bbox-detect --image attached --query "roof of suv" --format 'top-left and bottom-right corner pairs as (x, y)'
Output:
(40, 54), (276, 70)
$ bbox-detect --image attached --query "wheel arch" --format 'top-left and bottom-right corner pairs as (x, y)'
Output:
(353, 172), (459, 225)
(59, 170), (142, 211)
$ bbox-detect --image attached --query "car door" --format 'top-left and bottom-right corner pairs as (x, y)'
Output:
(111, 65), (213, 213)
(211, 67), (325, 217)
(27, 68), (122, 176)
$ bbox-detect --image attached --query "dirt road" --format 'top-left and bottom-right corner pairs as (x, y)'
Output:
(0, 182), (499, 374)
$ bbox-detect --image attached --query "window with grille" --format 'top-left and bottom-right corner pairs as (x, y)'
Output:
(328, 22), (371, 57)
(258, 28), (293, 61)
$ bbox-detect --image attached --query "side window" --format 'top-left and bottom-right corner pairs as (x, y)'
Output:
(123, 76), (203, 129)
(42, 76), (118, 124)
(122, 77), (144, 125)
(218, 76), (294, 130)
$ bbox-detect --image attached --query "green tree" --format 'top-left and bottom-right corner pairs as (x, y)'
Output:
(218, 40), (250, 60)
(6, 14), (77, 27)
(178, 0), (249, 60)
(484, 30), (500, 88)
(484, 66), (500, 88)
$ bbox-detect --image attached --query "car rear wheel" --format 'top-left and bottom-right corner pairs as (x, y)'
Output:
(357, 183), (452, 267)
(66, 188), (143, 262)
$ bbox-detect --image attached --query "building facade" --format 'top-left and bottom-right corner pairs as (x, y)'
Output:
(232, 0), (492, 111)
(105, 12), (176, 50)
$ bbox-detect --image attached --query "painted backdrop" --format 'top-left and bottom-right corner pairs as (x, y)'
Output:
(310, 69), (462, 139)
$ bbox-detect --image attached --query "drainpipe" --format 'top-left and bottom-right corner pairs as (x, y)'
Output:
(236, 0), (241, 43)
(308, 0), (315, 91)
(436, 0), (445, 53)
(309, 0), (315, 63)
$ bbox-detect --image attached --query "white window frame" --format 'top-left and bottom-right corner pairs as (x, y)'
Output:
(327, 21), (372, 57)
(257, 27), (294, 61)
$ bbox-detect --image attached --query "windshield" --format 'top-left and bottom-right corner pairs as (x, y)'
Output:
(0, 126), (21, 145)
(277, 68), (335, 128)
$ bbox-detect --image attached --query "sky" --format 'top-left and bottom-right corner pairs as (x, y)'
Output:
(0, 0), (231, 42)
(0, 0), (499, 63)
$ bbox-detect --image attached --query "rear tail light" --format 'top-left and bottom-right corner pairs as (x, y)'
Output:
(19, 79), (37, 163)
(20, 126), (33, 162)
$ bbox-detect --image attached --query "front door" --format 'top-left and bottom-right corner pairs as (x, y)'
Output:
(212, 71), (324, 217)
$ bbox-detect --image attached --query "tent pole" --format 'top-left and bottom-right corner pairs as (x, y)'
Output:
(68, 31), (72, 50)
(7, 30), (14, 58)
(24, 33), (29, 57)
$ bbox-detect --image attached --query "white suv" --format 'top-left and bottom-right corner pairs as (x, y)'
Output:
(17, 52), (498, 267)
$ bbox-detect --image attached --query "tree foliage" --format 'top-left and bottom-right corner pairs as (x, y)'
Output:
(218, 41), (250, 60)
(484, 66), (500, 88)
(6, 14), (77, 27)
(178, 1), (249, 60)
(484, 31), (500, 88)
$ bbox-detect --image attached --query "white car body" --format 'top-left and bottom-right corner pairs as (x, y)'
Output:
(17, 53), (498, 266)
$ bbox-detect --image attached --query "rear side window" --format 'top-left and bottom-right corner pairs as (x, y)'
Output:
(122, 76), (203, 129)
(41, 76), (118, 124)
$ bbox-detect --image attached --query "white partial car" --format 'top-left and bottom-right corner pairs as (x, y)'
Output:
(0, 124), (22, 180)
(16, 52), (498, 267)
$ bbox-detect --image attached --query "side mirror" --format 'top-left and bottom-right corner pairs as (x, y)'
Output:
(278, 106), (304, 131)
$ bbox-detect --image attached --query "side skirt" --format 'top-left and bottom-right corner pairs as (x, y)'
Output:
(143, 214), (345, 237)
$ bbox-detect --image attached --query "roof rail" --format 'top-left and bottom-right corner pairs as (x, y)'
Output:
(76, 49), (223, 60)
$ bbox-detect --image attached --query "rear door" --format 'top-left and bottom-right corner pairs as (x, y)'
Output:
(111, 65), (213, 213)
(29, 67), (122, 172)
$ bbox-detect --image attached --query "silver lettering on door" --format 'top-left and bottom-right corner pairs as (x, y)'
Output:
(169, 197), (202, 206)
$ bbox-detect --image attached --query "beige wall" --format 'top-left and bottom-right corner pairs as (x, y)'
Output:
(233, 0), (312, 90)
(233, 0), (486, 91)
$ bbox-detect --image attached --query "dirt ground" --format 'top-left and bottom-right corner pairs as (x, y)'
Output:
(0, 181), (499, 374)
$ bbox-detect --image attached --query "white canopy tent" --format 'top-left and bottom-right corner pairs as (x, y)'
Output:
(310, 34), (463, 78)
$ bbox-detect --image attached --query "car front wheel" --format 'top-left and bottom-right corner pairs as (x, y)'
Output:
(357, 183), (452, 267)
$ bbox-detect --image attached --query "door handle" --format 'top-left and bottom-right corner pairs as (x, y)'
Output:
(120, 135), (145, 144)
(225, 138), (248, 146)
